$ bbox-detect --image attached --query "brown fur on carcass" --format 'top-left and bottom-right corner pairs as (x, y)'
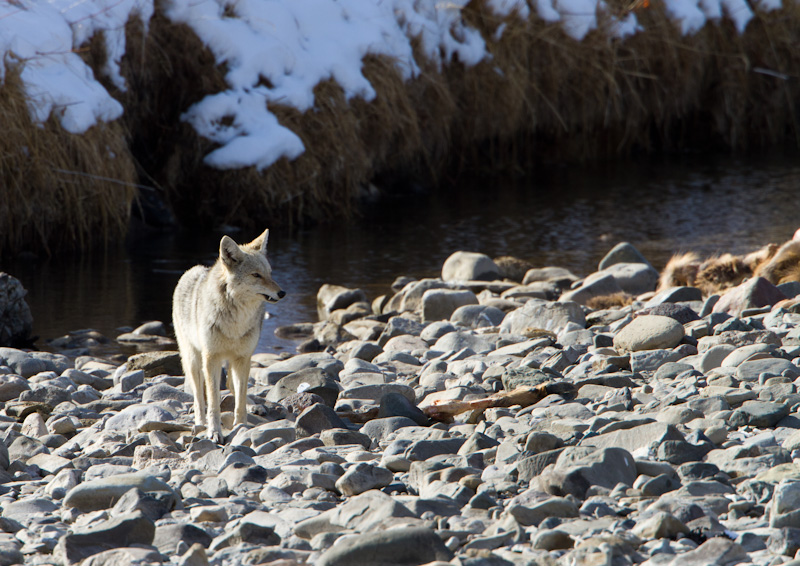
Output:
(755, 240), (800, 285)
(657, 241), (797, 296)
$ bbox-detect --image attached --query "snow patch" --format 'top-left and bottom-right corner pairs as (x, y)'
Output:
(0, 0), (786, 165)
(0, 0), (149, 134)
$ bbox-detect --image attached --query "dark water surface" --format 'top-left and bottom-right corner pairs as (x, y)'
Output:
(5, 153), (800, 354)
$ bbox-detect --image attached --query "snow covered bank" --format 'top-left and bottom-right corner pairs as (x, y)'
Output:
(1, 0), (800, 254)
(0, 0), (786, 167)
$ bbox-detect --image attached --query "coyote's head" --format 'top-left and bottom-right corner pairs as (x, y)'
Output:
(219, 229), (285, 303)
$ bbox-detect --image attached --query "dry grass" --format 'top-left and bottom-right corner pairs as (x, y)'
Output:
(0, 67), (136, 257)
(4, 0), (800, 250)
(586, 292), (635, 310)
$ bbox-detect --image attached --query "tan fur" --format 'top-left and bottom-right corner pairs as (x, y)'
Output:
(742, 243), (779, 272)
(755, 240), (800, 285)
(657, 238), (797, 297)
(657, 252), (700, 292)
(694, 253), (750, 295)
(172, 229), (284, 443)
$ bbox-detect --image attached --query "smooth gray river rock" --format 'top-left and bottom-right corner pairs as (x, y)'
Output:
(3, 243), (800, 566)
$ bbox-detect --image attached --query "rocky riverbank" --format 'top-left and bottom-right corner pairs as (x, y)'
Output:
(2, 242), (800, 566)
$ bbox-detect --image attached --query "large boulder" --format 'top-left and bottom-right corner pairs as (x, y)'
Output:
(421, 289), (478, 322)
(501, 300), (585, 336)
(713, 277), (787, 316)
(316, 526), (454, 566)
(0, 273), (33, 347)
(582, 262), (660, 296)
(537, 446), (638, 499)
(613, 315), (684, 352)
(598, 242), (652, 270)
(441, 252), (500, 282)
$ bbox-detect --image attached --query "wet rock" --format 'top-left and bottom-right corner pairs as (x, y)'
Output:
(109, 487), (174, 522)
(613, 315), (684, 352)
(442, 251), (500, 282)
(0, 274), (33, 347)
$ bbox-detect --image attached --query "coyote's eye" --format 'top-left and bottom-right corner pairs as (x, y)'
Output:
(252, 273), (262, 279)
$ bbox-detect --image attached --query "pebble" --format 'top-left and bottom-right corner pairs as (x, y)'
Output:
(2, 241), (800, 565)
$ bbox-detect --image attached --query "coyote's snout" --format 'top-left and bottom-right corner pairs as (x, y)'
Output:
(172, 229), (285, 443)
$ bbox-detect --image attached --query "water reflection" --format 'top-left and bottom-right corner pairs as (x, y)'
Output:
(4, 152), (799, 354)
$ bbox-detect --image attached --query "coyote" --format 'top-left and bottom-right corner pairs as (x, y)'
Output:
(172, 229), (285, 443)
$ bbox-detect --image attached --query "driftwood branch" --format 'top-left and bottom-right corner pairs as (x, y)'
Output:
(422, 381), (575, 423)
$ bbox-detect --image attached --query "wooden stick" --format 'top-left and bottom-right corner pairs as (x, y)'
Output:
(423, 382), (574, 422)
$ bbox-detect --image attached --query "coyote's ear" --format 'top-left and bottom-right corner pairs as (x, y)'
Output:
(220, 235), (244, 267)
(248, 229), (269, 254)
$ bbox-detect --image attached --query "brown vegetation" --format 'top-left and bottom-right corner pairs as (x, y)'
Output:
(0, 68), (136, 256)
(3, 0), (800, 253)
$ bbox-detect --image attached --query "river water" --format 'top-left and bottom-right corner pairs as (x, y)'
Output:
(5, 152), (800, 355)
